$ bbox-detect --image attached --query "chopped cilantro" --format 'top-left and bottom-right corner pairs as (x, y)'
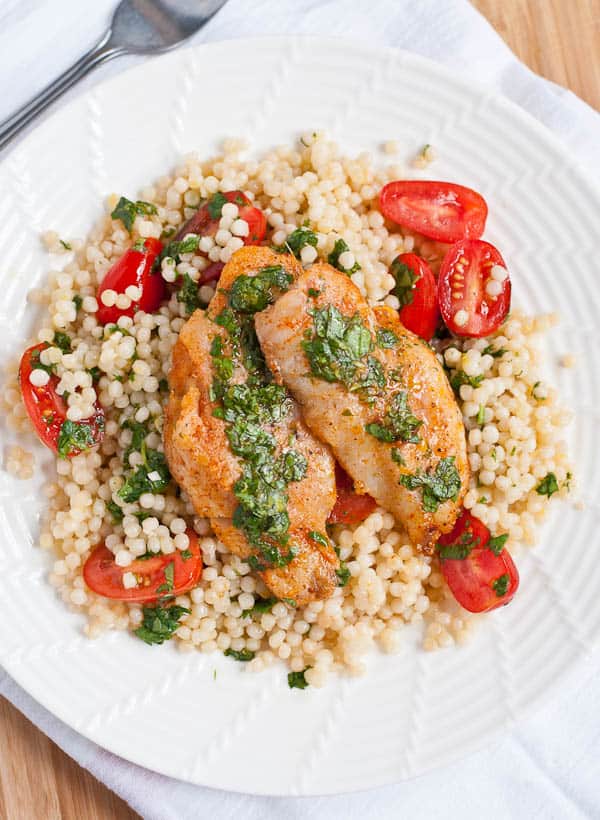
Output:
(536, 472), (559, 498)
(307, 288), (321, 298)
(482, 344), (507, 358)
(477, 405), (486, 425)
(73, 294), (83, 312)
(158, 378), (169, 393)
(180, 549), (192, 561)
(56, 420), (96, 459)
(118, 449), (170, 502)
(134, 604), (189, 645)
(276, 225), (318, 258)
(177, 272), (201, 315)
(229, 265), (292, 314)
(365, 391), (422, 444)
(390, 259), (418, 307)
(110, 196), (157, 233)
(488, 533), (508, 556)
(308, 530), (329, 548)
(288, 668), (310, 689)
(336, 564), (351, 587)
(156, 561), (175, 595)
(160, 234), (200, 264)
(106, 499), (124, 523)
(52, 331), (71, 352)
(400, 457), (461, 513)
(327, 238), (360, 274)
(224, 648), (255, 662)
(492, 573), (510, 597)
(376, 328), (398, 349)
(437, 521), (481, 560)
(450, 371), (484, 393)
(87, 366), (101, 383)
(29, 347), (55, 376)
(282, 597), (297, 608)
(206, 192), (228, 220)
(391, 447), (406, 466)
(241, 596), (277, 618)
(59, 239), (72, 250)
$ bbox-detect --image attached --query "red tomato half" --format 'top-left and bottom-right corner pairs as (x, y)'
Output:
(19, 343), (104, 457)
(391, 253), (440, 340)
(174, 190), (267, 246)
(379, 180), (487, 243)
(83, 530), (203, 603)
(328, 464), (377, 527)
(438, 239), (511, 337)
(437, 510), (519, 613)
(96, 237), (164, 325)
(199, 261), (224, 285)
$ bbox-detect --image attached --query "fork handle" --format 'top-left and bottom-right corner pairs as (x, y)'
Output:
(0, 32), (124, 153)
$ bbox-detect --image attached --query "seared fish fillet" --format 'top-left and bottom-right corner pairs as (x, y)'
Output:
(164, 247), (339, 605)
(254, 262), (469, 553)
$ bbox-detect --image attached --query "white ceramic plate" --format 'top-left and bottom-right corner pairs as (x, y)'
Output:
(0, 37), (598, 796)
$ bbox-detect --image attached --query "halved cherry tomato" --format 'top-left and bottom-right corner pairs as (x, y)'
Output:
(174, 190), (267, 246)
(379, 180), (487, 243)
(96, 237), (164, 325)
(438, 239), (511, 337)
(83, 530), (203, 602)
(390, 253), (439, 340)
(19, 343), (104, 457)
(328, 464), (377, 526)
(437, 510), (519, 613)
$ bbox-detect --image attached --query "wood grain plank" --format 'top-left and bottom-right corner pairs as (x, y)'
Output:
(1, 3), (599, 818)
(471, 0), (600, 110)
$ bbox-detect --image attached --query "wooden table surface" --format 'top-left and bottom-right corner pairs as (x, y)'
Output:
(1, 2), (599, 818)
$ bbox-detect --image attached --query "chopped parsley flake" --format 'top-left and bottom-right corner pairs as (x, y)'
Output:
(308, 530), (329, 548)
(327, 238), (360, 274)
(365, 391), (422, 444)
(390, 259), (418, 307)
(482, 344), (507, 358)
(536, 472), (559, 498)
(228, 265), (292, 314)
(287, 668), (310, 689)
(59, 239), (72, 250)
(73, 294), (83, 312)
(492, 573), (510, 597)
(277, 225), (318, 258)
(241, 596), (277, 618)
(134, 604), (189, 645)
(56, 419), (97, 459)
(376, 328), (398, 349)
(450, 370), (484, 393)
(111, 196), (157, 233)
(106, 500), (124, 523)
(488, 533), (508, 556)
(52, 331), (71, 352)
(156, 561), (175, 595)
(224, 648), (255, 662)
(400, 457), (461, 514)
(177, 273), (201, 315)
(476, 404), (486, 425)
(206, 192), (228, 220)
(118, 449), (170, 502)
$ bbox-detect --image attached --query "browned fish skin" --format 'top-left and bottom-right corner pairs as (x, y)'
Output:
(254, 262), (469, 553)
(163, 247), (339, 605)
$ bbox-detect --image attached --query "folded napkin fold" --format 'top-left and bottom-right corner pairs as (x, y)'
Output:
(1, 1), (599, 818)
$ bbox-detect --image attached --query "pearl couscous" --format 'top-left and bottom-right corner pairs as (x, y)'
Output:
(3, 133), (574, 687)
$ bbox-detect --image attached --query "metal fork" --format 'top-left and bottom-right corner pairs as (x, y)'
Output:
(0, 0), (227, 152)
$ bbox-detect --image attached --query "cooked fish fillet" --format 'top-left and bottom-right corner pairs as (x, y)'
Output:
(164, 247), (339, 605)
(254, 262), (469, 553)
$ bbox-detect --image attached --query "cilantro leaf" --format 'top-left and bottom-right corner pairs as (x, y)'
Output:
(111, 196), (157, 233)
(229, 265), (292, 314)
(224, 648), (255, 662)
(488, 533), (508, 556)
(134, 604), (189, 645)
(241, 596), (277, 618)
(328, 238), (360, 274)
(118, 449), (171, 502)
(106, 499), (124, 523)
(287, 668), (310, 689)
(400, 457), (461, 513)
(450, 371), (484, 393)
(536, 472), (559, 498)
(276, 225), (318, 258)
(365, 391), (422, 444)
(206, 192), (228, 220)
(492, 573), (510, 597)
(52, 331), (71, 353)
(177, 273), (201, 315)
(390, 259), (418, 307)
(56, 420), (96, 459)
(376, 328), (398, 349)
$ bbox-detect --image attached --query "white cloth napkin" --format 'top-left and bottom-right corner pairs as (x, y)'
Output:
(1, 2), (599, 818)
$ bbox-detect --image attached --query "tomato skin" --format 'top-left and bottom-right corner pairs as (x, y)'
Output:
(438, 239), (511, 337)
(96, 237), (164, 325)
(391, 253), (440, 340)
(19, 343), (104, 457)
(379, 180), (487, 243)
(174, 191), (267, 246)
(437, 510), (519, 613)
(83, 530), (203, 602)
(328, 465), (377, 526)
(199, 261), (224, 285)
